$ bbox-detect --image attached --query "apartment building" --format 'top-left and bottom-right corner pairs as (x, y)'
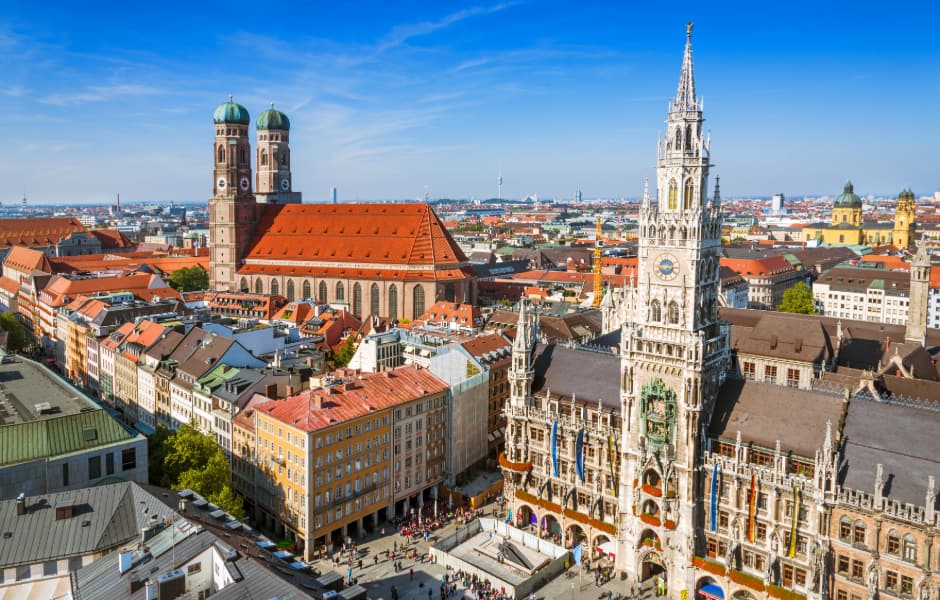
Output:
(813, 265), (912, 324)
(720, 256), (803, 310)
(248, 365), (448, 560)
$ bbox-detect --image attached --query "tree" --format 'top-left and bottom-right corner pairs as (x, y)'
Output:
(0, 312), (26, 352)
(168, 266), (209, 292)
(332, 335), (357, 367)
(152, 423), (245, 519)
(777, 281), (817, 315)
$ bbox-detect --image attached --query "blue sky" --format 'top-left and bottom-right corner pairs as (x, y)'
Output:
(0, 1), (938, 205)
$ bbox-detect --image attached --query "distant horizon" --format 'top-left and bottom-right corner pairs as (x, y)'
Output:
(1, 3), (938, 204)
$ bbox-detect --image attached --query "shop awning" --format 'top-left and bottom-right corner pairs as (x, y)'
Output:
(596, 541), (617, 557)
(698, 583), (725, 600)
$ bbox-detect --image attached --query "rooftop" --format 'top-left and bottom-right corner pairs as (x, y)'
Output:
(531, 343), (620, 410)
(0, 357), (99, 425)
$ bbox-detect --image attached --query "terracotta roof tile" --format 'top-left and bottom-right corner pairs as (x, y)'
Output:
(3, 246), (52, 274)
(0, 217), (88, 247)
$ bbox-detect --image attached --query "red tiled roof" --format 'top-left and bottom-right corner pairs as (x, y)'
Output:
(258, 365), (448, 432)
(40, 273), (180, 307)
(416, 301), (480, 326)
(0, 276), (20, 295)
(460, 332), (511, 366)
(3, 246), (52, 274)
(242, 203), (469, 272)
(860, 255), (909, 270)
(237, 264), (474, 282)
(0, 217), (88, 247)
(89, 228), (134, 249)
(720, 256), (796, 277)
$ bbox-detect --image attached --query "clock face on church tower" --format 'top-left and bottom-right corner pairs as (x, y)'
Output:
(239, 177), (250, 191)
(654, 254), (679, 281)
(280, 178), (290, 191)
(217, 177), (227, 191)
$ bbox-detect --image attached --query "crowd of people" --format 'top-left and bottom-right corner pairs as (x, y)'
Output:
(442, 569), (512, 600)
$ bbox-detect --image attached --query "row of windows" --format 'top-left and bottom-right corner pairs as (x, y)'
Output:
(240, 278), (426, 319)
(63, 448), (136, 486)
(838, 517), (919, 560)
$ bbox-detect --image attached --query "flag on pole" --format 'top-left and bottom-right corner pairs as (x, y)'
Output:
(571, 543), (583, 566)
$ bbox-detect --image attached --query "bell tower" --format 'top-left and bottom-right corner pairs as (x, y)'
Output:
(208, 97), (257, 291)
(255, 104), (302, 205)
(619, 23), (730, 589)
(893, 188), (916, 249)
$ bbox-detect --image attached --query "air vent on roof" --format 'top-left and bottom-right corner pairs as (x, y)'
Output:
(83, 428), (98, 441)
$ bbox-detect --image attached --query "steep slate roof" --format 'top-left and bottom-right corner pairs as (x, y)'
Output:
(242, 203), (470, 279)
(530, 343), (620, 409)
(730, 312), (833, 364)
(258, 365), (448, 432)
(839, 397), (940, 507)
(0, 409), (140, 467)
(709, 380), (844, 459)
(0, 217), (88, 247)
(0, 482), (173, 569)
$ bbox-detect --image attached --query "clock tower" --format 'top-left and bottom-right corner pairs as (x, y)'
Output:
(209, 97), (258, 291)
(255, 104), (302, 205)
(618, 23), (730, 589)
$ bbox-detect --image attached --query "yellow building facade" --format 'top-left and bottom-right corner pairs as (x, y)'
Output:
(803, 182), (916, 247)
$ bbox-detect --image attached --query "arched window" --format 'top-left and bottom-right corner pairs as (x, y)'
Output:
(285, 280), (295, 301)
(336, 282), (345, 301)
(352, 283), (362, 317)
(674, 127), (682, 150)
(668, 301), (680, 324)
(388, 285), (398, 319)
(413, 285), (425, 319)
(853, 520), (866, 545)
(903, 535), (917, 561)
(319, 281), (328, 303)
(685, 124), (692, 150)
(239, 147), (247, 164)
(668, 179), (678, 211)
(842, 214), (847, 223)
(302, 280), (311, 300)
(271, 279), (279, 297)
(239, 277), (248, 291)
(260, 150), (268, 167)
(650, 300), (661, 322)
(217, 146), (225, 163)
(280, 152), (288, 168)
(255, 279), (263, 294)
(684, 179), (694, 210)
(370, 283), (380, 317)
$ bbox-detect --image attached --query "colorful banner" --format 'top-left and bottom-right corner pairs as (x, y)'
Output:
(788, 484), (799, 558)
(748, 474), (757, 543)
(575, 429), (585, 482)
(607, 435), (618, 497)
(551, 421), (559, 477)
(709, 464), (719, 532)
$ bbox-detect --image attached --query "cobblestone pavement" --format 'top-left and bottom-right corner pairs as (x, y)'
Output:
(306, 511), (644, 600)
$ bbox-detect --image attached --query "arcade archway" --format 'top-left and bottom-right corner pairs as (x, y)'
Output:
(696, 576), (725, 600)
(566, 524), (587, 547)
(639, 549), (666, 582)
(516, 504), (537, 529)
(731, 591), (757, 600)
(541, 514), (561, 539)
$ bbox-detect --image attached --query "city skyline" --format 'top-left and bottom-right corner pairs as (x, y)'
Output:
(0, 1), (938, 205)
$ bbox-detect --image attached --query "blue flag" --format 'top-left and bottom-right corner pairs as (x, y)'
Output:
(571, 543), (582, 566)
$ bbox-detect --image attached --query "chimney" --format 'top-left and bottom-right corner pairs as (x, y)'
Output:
(285, 385), (294, 397)
(118, 550), (134, 575)
(15, 493), (26, 516)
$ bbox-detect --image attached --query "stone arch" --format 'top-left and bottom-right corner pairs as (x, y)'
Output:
(239, 277), (248, 291)
(638, 529), (661, 551)
(650, 300), (661, 322)
(643, 468), (662, 489)
(684, 178), (695, 210)
(566, 523), (587, 547)
(637, 548), (666, 582)
(695, 576), (725, 600)
(217, 145), (225, 163)
(674, 127), (682, 151)
(541, 514), (561, 538)
(260, 149), (268, 166)
(302, 280), (311, 300)
(285, 279), (295, 302)
(516, 504), (537, 529)
(668, 179), (678, 210)
(731, 590), (757, 600)
(641, 499), (661, 517)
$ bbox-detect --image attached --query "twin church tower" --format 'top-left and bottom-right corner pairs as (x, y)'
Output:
(208, 100), (301, 290)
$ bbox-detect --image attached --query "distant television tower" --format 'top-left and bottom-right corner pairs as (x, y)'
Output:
(331, 186), (337, 204)
(497, 173), (503, 202)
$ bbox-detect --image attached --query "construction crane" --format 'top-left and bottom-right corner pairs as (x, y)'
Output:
(593, 215), (603, 307)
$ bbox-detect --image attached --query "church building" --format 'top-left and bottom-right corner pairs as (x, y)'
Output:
(207, 101), (475, 318)
(802, 183), (916, 248)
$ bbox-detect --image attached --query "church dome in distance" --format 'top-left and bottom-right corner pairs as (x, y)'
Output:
(257, 104), (290, 131)
(834, 181), (862, 208)
(213, 97), (250, 125)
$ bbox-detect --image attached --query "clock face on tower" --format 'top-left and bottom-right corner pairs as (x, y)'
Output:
(239, 177), (250, 191)
(217, 177), (227, 190)
(280, 178), (290, 191)
(654, 254), (679, 281)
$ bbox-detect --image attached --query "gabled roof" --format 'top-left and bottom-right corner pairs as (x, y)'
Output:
(243, 202), (468, 269)
(89, 228), (134, 249)
(3, 245), (52, 275)
(0, 217), (88, 247)
(40, 273), (180, 308)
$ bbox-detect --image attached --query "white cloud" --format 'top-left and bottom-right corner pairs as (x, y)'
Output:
(39, 83), (165, 106)
(378, 2), (521, 51)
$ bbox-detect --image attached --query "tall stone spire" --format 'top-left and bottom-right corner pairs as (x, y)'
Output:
(673, 22), (697, 112)
(906, 243), (930, 346)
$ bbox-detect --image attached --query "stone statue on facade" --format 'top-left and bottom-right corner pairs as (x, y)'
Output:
(867, 564), (880, 597)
